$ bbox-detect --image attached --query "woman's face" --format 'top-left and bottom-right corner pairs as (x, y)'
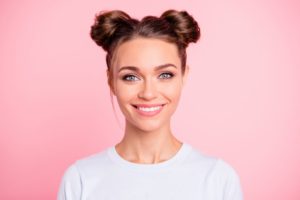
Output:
(110, 38), (188, 132)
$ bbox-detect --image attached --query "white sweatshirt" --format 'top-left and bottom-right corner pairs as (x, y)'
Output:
(57, 143), (243, 200)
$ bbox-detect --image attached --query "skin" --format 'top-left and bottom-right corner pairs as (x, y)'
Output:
(108, 37), (189, 164)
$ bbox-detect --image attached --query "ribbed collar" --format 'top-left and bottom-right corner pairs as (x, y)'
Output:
(107, 142), (192, 172)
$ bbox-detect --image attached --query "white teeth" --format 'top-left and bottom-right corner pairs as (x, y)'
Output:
(137, 106), (161, 112)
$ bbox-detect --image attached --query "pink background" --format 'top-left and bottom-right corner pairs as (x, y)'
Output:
(1, 0), (299, 199)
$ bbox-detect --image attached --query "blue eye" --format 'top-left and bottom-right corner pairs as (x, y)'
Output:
(159, 72), (174, 79)
(122, 75), (139, 81)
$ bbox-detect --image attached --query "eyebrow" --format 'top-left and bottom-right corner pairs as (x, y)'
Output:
(118, 63), (177, 73)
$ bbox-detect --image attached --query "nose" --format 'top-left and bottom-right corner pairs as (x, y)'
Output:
(138, 79), (157, 100)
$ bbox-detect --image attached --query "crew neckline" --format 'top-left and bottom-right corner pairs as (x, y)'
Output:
(107, 142), (192, 171)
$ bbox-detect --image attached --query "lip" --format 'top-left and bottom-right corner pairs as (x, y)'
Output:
(132, 104), (165, 117)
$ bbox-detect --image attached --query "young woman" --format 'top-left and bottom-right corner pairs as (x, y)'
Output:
(57, 9), (243, 200)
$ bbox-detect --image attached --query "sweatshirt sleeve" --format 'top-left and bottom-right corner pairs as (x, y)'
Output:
(57, 164), (82, 200)
(217, 159), (243, 200)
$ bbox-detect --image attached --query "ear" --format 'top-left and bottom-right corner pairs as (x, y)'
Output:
(182, 65), (189, 86)
(107, 69), (116, 95)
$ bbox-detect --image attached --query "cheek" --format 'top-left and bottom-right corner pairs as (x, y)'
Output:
(162, 82), (183, 100)
(115, 82), (137, 103)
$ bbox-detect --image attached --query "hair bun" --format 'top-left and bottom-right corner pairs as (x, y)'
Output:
(90, 10), (137, 51)
(160, 10), (200, 47)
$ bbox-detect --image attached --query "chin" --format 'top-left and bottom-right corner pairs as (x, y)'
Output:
(128, 119), (167, 133)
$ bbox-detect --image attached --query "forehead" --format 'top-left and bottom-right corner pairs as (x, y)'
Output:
(113, 38), (181, 70)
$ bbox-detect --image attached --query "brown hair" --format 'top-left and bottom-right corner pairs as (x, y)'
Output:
(90, 9), (200, 75)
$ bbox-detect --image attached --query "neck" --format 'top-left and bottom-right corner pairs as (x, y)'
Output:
(115, 121), (182, 164)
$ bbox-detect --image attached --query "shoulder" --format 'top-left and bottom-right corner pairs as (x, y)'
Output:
(70, 147), (114, 180)
(207, 158), (242, 189)
(57, 147), (112, 199)
(211, 159), (240, 179)
(58, 148), (111, 185)
(183, 144), (219, 173)
(186, 145), (240, 180)
(75, 148), (110, 169)
(185, 145), (243, 199)
(210, 159), (243, 199)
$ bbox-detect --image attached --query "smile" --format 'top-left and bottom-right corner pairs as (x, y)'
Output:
(132, 104), (165, 117)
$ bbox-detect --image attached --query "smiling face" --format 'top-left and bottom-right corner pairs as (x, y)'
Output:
(109, 37), (188, 133)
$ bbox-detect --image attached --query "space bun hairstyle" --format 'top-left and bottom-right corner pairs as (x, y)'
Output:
(90, 9), (200, 75)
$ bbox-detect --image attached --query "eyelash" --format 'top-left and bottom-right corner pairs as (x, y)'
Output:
(122, 72), (174, 81)
(159, 72), (174, 79)
(122, 74), (139, 81)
